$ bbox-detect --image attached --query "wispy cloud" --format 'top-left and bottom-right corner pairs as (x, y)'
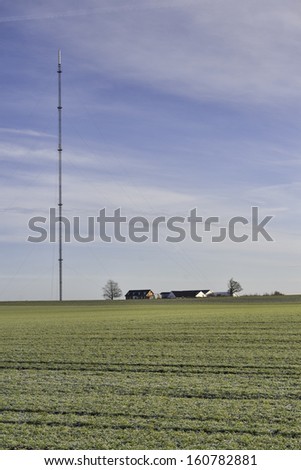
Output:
(1, 0), (301, 298)
(34, 0), (301, 105)
(0, 1), (197, 24)
(0, 127), (55, 138)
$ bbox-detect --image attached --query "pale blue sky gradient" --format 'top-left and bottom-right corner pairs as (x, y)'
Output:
(1, 0), (301, 299)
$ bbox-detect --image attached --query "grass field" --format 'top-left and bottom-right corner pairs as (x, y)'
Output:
(1, 297), (301, 450)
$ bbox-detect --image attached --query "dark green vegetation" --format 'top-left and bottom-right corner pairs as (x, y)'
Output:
(1, 297), (301, 449)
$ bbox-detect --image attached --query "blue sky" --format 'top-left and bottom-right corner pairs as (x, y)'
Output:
(1, 0), (301, 300)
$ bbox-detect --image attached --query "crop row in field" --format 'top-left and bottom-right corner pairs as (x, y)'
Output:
(1, 299), (301, 449)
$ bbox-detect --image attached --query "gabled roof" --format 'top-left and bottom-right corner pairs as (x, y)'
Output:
(126, 290), (153, 295)
(170, 290), (201, 298)
(169, 290), (212, 298)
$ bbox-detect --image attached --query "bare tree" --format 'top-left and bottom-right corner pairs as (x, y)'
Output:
(228, 278), (243, 296)
(102, 279), (122, 300)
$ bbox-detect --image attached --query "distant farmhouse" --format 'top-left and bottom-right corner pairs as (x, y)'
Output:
(160, 290), (213, 299)
(125, 290), (155, 300)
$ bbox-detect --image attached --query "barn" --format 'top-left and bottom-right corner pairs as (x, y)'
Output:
(161, 290), (213, 299)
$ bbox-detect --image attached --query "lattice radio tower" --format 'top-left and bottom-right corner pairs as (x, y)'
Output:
(57, 50), (63, 301)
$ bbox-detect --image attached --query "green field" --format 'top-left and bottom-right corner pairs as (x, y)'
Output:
(1, 297), (301, 449)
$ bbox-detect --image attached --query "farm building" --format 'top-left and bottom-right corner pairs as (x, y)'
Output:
(195, 290), (213, 298)
(125, 289), (155, 300)
(160, 292), (176, 299)
(161, 290), (213, 299)
(170, 290), (200, 298)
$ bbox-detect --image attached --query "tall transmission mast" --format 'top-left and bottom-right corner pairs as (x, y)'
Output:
(57, 50), (63, 301)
